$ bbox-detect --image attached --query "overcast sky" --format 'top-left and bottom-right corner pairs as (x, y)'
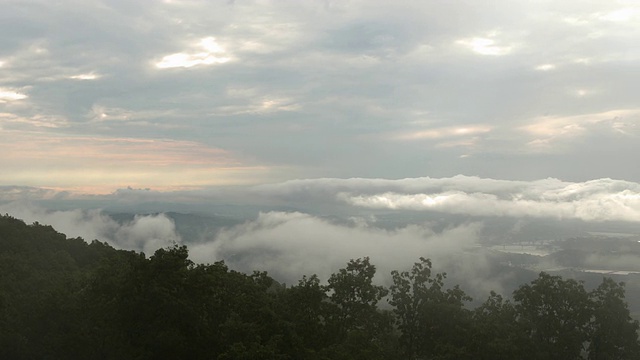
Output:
(2, 0), (640, 197)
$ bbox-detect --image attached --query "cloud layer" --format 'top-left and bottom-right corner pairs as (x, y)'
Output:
(3, 175), (640, 223)
(0, 201), (505, 296)
(189, 211), (500, 294)
(2, 1), (640, 190)
(257, 176), (640, 222)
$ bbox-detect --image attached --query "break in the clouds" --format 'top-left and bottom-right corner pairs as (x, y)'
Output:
(1, 0), (640, 191)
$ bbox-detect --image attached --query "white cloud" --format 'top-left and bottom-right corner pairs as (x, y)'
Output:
(600, 8), (637, 22)
(0, 89), (27, 102)
(396, 125), (492, 140)
(0, 202), (180, 254)
(345, 190), (640, 222)
(570, 88), (598, 97)
(256, 176), (640, 223)
(189, 211), (492, 291)
(156, 37), (231, 69)
(0, 199), (503, 295)
(70, 73), (101, 80)
(3, 0), (640, 186)
(535, 63), (556, 71)
(521, 109), (640, 149)
(457, 37), (512, 56)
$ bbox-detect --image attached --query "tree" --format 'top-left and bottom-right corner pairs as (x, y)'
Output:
(388, 257), (472, 359)
(470, 291), (523, 359)
(588, 277), (640, 360)
(323, 257), (393, 359)
(279, 274), (330, 355)
(513, 272), (592, 360)
(326, 257), (388, 334)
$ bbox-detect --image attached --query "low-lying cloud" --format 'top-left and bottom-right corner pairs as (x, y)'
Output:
(0, 201), (505, 295)
(5, 175), (640, 223)
(189, 211), (502, 295)
(345, 190), (639, 222)
(256, 176), (640, 222)
(0, 202), (180, 254)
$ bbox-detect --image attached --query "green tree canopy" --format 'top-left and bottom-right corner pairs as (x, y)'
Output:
(2, 214), (640, 360)
(389, 257), (472, 360)
(513, 272), (593, 360)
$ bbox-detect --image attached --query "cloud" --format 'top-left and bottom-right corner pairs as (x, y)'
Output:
(4, 175), (640, 224)
(0, 186), (62, 202)
(521, 109), (640, 151)
(0, 131), (273, 192)
(189, 211), (499, 293)
(69, 73), (101, 80)
(535, 63), (556, 71)
(345, 190), (640, 222)
(155, 37), (231, 69)
(395, 124), (492, 141)
(600, 8), (638, 23)
(457, 37), (513, 56)
(0, 199), (505, 296)
(0, 202), (180, 254)
(0, 88), (27, 102)
(0, 112), (69, 129)
(3, 0), (640, 188)
(256, 176), (640, 222)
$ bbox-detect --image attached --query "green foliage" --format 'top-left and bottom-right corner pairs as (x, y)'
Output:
(470, 291), (523, 359)
(1, 214), (640, 359)
(389, 257), (473, 359)
(588, 278), (640, 360)
(513, 272), (592, 360)
(323, 257), (394, 360)
(278, 274), (330, 354)
(325, 257), (388, 333)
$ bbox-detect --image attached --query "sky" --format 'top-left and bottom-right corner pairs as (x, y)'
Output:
(2, 0), (640, 195)
(2, 0), (640, 284)
(3, 0), (640, 298)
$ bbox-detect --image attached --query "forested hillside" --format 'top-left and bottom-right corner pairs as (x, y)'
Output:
(1, 214), (639, 359)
